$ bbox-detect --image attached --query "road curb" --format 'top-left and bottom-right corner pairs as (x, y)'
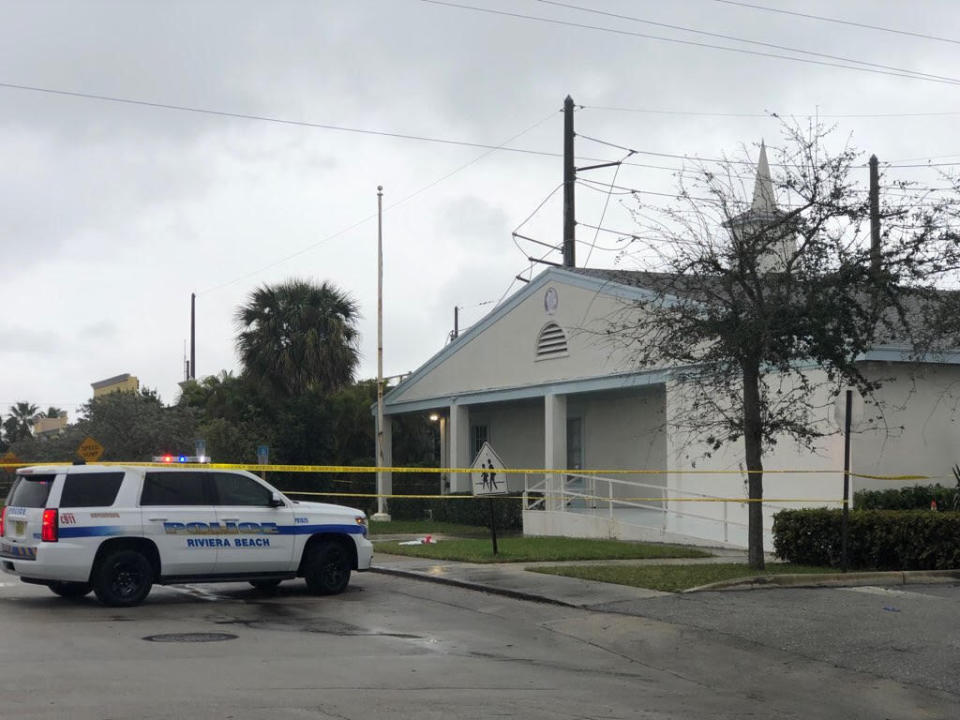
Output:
(370, 565), (575, 607)
(685, 569), (960, 593)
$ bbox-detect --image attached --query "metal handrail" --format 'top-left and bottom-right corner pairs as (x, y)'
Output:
(527, 470), (780, 536)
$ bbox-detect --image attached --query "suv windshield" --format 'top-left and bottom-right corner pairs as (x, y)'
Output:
(6, 474), (56, 508)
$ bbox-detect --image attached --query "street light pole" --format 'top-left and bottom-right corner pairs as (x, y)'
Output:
(373, 185), (390, 521)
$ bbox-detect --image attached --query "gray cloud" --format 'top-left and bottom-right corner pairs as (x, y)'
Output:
(1, 0), (957, 410)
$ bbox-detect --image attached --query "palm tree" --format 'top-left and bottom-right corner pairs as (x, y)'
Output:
(44, 406), (65, 419)
(5, 402), (39, 442)
(235, 279), (361, 397)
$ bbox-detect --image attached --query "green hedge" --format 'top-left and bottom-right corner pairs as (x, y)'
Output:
(773, 508), (960, 570)
(382, 493), (522, 530)
(854, 484), (959, 511)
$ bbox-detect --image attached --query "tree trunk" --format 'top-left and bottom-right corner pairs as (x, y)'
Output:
(742, 363), (765, 570)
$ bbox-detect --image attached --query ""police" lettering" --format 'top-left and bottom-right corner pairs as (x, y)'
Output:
(163, 521), (279, 535)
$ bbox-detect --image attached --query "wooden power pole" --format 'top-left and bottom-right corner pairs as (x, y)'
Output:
(563, 95), (576, 268)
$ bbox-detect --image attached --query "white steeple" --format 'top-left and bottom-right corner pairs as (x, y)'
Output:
(723, 140), (795, 272)
(751, 140), (777, 214)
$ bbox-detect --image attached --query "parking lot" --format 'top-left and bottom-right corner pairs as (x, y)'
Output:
(1, 571), (957, 719)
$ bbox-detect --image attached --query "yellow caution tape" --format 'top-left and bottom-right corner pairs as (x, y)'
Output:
(282, 490), (847, 504)
(0, 461), (935, 482)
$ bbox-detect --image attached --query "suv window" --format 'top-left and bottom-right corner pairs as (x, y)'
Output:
(141, 472), (210, 506)
(6, 474), (55, 508)
(212, 473), (272, 506)
(60, 472), (125, 508)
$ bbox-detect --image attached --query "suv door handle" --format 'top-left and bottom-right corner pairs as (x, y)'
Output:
(148, 517), (167, 522)
(220, 518), (239, 523)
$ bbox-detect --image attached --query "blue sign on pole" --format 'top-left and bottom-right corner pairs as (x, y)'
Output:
(257, 445), (269, 466)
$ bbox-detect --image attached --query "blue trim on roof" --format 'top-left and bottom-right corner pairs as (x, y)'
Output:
(860, 346), (960, 364)
(384, 369), (671, 414)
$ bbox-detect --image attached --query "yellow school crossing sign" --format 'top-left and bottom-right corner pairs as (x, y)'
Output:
(76, 437), (104, 462)
(1, 450), (20, 469)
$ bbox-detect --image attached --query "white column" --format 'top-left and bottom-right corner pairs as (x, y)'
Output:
(373, 414), (393, 520)
(544, 393), (567, 511)
(448, 403), (471, 493)
(438, 417), (449, 494)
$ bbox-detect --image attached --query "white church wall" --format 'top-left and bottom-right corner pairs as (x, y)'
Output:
(569, 386), (668, 501)
(663, 371), (844, 549)
(851, 362), (960, 492)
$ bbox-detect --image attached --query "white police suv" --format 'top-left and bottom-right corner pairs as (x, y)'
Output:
(0, 464), (373, 606)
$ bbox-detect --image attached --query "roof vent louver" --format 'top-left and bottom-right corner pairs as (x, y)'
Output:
(536, 322), (568, 359)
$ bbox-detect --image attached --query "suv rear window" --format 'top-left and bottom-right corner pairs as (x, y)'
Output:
(6, 474), (56, 508)
(59, 472), (125, 508)
(141, 472), (209, 506)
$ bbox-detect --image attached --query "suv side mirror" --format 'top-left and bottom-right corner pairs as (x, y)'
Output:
(269, 492), (285, 508)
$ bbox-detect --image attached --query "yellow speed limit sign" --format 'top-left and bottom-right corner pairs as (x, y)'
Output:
(76, 437), (104, 463)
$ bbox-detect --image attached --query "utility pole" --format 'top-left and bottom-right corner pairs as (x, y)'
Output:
(453, 306), (459, 339)
(190, 292), (196, 380)
(869, 155), (881, 277)
(563, 94), (576, 268)
(373, 185), (390, 521)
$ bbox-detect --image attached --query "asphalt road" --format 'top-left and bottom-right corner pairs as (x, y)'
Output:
(0, 574), (956, 719)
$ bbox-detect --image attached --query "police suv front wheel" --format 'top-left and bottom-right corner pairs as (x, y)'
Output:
(303, 540), (351, 595)
(92, 549), (153, 607)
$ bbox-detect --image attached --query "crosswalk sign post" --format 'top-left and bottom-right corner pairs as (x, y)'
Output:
(471, 442), (507, 555)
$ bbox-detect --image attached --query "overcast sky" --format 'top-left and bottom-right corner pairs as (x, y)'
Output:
(3, 0), (960, 418)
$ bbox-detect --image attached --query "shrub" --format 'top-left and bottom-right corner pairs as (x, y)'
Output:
(428, 493), (523, 530)
(773, 508), (960, 570)
(854, 484), (959, 511)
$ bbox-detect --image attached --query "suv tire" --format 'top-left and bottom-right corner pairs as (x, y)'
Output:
(303, 540), (351, 595)
(92, 549), (153, 607)
(48, 581), (92, 599)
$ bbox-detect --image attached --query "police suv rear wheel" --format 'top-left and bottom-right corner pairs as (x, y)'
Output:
(303, 540), (351, 595)
(92, 549), (153, 607)
(48, 581), (92, 598)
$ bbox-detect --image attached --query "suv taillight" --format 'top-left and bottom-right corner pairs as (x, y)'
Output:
(0, 506), (5, 536)
(41, 509), (58, 542)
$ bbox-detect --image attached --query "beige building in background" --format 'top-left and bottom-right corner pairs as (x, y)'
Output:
(32, 413), (68, 437)
(91, 373), (139, 398)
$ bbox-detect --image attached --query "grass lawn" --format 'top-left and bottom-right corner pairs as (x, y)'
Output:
(377, 536), (712, 563)
(368, 520), (499, 537)
(528, 563), (830, 592)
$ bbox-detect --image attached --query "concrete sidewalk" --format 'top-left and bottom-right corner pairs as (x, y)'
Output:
(370, 544), (758, 607)
(370, 546), (960, 608)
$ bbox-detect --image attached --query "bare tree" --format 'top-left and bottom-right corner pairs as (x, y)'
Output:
(609, 123), (960, 568)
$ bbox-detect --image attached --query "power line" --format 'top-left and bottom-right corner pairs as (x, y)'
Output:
(536, 0), (960, 85)
(200, 108), (561, 294)
(512, 183), (564, 238)
(420, 0), (960, 86)
(4, 78), (958, 173)
(711, 0), (960, 46)
(582, 104), (960, 120)
(584, 152), (627, 265)
(0, 79), (562, 159)
(577, 131), (960, 170)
